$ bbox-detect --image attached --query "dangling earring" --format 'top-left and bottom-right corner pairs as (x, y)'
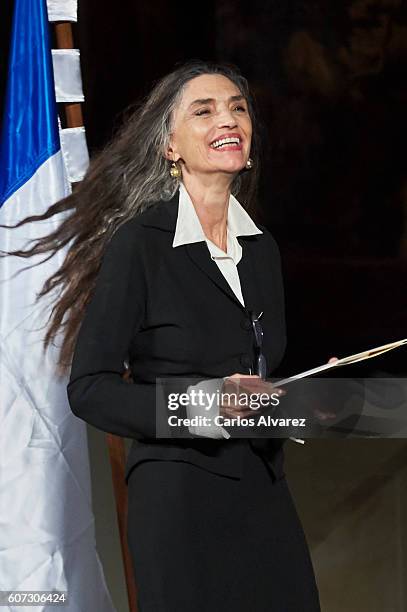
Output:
(170, 160), (182, 179)
(245, 157), (254, 170)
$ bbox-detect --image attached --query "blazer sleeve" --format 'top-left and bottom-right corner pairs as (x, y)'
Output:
(67, 220), (166, 439)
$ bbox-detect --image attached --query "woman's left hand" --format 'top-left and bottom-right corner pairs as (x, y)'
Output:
(313, 356), (339, 421)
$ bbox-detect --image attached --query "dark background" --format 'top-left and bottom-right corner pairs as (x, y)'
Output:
(1, 0), (406, 377)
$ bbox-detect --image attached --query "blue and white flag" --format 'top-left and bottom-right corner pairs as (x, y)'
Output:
(0, 1), (116, 610)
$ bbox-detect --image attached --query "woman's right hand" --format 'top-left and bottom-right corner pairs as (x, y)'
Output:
(220, 373), (285, 419)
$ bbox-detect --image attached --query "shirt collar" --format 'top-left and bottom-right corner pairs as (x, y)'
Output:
(172, 182), (262, 249)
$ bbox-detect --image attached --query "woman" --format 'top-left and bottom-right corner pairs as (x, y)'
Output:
(2, 61), (321, 611)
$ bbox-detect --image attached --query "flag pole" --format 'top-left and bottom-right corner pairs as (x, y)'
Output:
(53, 19), (139, 612)
(54, 23), (83, 128)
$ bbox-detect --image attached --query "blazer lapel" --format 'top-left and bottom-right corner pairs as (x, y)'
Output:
(185, 242), (247, 311)
(237, 236), (265, 316)
(139, 192), (265, 315)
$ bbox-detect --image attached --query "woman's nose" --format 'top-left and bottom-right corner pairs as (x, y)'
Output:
(216, 107), (237, 129)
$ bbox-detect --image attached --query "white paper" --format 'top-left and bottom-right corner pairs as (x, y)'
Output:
(276, 338), (407, 386)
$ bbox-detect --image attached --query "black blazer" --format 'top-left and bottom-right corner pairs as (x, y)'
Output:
(67, 190), (288, 483)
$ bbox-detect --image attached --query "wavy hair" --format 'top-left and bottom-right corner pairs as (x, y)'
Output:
(0, 60), (262, 374)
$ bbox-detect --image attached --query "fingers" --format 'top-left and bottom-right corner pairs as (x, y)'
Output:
(313, 407), (337, 421)
(223, 376), (286, 403)
(221, 373), (286, 423)
(226, 373), (259, 379)
(227, 378), (286, 397)
(222, 406), (260, 418)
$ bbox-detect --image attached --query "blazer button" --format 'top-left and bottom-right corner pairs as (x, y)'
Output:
(240, 318), (252, 331)
(240, 354), (252, 368)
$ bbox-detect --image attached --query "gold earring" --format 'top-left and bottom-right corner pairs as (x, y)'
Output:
(170, 161), (181, 179)
(245, 157), (254, 170)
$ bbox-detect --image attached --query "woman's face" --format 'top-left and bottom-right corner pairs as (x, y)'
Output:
(167, 74), (252, 180)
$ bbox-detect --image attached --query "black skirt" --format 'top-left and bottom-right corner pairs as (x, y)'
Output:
(127, 441), (321, 612)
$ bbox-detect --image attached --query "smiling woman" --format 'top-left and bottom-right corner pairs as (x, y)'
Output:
(1, 60), (320, 612)
(164, 73), (254, 250)
(166, 76), (252, 179)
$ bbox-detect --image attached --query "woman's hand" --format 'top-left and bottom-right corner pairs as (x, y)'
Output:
(313, 356), (339, 422)
(220, 373), (285, 419)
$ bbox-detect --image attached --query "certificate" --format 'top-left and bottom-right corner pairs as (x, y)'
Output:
(276, 338), (407, 387)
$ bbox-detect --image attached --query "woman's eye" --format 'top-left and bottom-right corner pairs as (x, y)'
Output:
(233, 105), (247, 112)
(195, 108), (210, 116)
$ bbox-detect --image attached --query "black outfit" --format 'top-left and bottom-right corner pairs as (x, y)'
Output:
(67, 191), (321, 611)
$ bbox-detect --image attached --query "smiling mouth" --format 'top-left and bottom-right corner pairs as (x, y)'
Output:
(210, 136), (242, 150)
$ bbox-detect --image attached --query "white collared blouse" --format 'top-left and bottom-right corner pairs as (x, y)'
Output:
(172, 182), (263, 307)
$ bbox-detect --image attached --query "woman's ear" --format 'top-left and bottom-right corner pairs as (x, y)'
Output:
(165, 150), (181, 162)
(164, 147), (174, 161)
(164, 138), (180, 162)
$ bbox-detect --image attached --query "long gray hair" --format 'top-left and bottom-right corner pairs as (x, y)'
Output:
(0, 60), (261, 373)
